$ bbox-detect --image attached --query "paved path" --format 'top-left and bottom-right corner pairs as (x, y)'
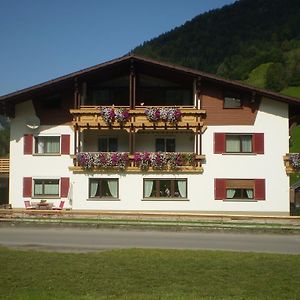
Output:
(0, 227), (299, 254)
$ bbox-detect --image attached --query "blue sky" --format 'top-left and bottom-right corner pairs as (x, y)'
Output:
(0, 0), (236, 96)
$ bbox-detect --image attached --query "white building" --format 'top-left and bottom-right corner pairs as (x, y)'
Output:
(1, 55), (299, 215)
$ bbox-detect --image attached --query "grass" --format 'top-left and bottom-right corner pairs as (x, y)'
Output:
(281, 86), (300, 98)
(244, 62), (272, 88)
(0, 247), (299, 300)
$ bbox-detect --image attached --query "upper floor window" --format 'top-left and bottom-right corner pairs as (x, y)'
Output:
(89, 178), (118, 199)
(224, 92), (242, 108)
(225, 134), (252, 153)
(34, 136), (60, 154)
(214, 133), (264, 155)
(98, 138), (118, 152)
(155, 138), (176, 152)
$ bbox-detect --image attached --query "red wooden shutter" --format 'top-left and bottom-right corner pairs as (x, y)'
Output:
(23, 177), (32, 197)
(253, 133), (264, 154)
(255, 179), (265, 200)
(61, 135), (70, 155)
(214, 133), (225, 154)
(215, 179), (226, 200)
(60, 177), (70, 198)
(24, 134), (33, 155)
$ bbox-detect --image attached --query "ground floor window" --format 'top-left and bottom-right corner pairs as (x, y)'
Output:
(215, 178), (265, 201)
(89, 178), (118, 199)
(33, 179), (59, 197)
(144, 179), (187, 198)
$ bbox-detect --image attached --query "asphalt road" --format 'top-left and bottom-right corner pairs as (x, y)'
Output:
(0, 226), (299, 254)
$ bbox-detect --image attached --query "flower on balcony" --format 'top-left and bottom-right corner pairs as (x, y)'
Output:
(167, 108), (182, 123)
(150, 152), (168, 169)
(145, 107), (160, 122)
(77, 152), (129, 170)
(134, 152), (151, 170)
(289, 153), (300, 169)
(133, 152), (196, 170)
(100, 107), (115, 125)
(145, 107), (181, 123)
(100, 107), (131, 125)
(115, 108), (130, 124)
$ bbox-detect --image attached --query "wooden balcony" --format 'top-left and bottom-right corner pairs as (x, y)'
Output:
(70, 106), (206, 132)
(284, 153), (300, 174)
(69, 152), (205, 173)
(0, 158), (9, 175)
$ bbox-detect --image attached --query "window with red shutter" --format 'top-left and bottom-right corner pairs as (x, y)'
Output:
(60, 177), (70, 198)
(214, 179), (226, 200)
(214, 133), (225, 154)
(24, 135), (33, 155)
(23, 177), (32, 197)
(216, 179), (265, 201)
(61, 135), (70, 155)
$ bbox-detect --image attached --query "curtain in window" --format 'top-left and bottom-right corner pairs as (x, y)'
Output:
(44, 181), (59, 195)
(107, 179), (118, 198)
(46, 138), (60, 153)
(246, 189), (254, 199)
(34, 182), (43, 195)
(144, 180), (154, 197)
(37, 138), (45, 154)
(241, 136), (252, 152)
(177, 180), (187, 198)
(90, 181), (99, 198)
(226, 189), (236, 199)
(226, 136), (240, 152)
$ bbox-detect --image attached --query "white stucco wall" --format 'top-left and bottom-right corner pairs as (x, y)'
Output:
(9, 100), (74, 208)
(10, 98), (290, 214)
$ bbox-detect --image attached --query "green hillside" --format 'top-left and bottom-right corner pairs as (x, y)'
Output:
(134, 0), (300, 94)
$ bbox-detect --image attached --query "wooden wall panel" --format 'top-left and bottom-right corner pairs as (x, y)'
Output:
(33, 88), (73, 125)
(201, 84), (259, 125)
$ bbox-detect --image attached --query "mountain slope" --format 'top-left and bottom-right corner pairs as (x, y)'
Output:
(133, 0), (300, 92)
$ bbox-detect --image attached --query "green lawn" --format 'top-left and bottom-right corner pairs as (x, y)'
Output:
(0, 247), (299, 300)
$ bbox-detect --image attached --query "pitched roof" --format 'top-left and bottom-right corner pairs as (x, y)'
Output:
(1, 54), (300, 105)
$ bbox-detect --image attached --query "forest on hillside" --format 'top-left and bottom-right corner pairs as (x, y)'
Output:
(133, 0), (300, 94)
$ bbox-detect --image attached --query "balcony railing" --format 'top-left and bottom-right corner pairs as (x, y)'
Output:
(284, 153), (300, 174)
(70, 106), (206, 131)
(70, 152), (205, 173)
(0, 158), (9, 174)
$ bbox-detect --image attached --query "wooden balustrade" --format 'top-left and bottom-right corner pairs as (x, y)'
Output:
(0, 158), (9, 174)
(70, 106), (206, 132)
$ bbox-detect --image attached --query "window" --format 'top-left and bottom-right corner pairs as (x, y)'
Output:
(215, 179), (265, 201)
(155, 138), (176, 152)
(144, 179), (187, 198)
(89, 178), (118, 198)
(225, 134), (252, 153)
(224, 92), (242, 108)
(214, 133), (264, 154)
(33, 179), (59, 197)
(98, 138), (118, 152)
(34, 136), (60, 154)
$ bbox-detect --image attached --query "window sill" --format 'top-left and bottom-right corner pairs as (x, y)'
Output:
(87, 198), (120, 201)
(31, 196), (60, 199)
(142, 198), (189, 201)
(33, 153), (61, 156)
(221, 152), (257, 156)
(223, 199), (258, 202)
